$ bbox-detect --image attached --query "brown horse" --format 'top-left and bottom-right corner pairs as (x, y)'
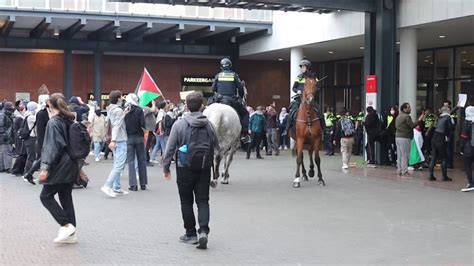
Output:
(290, 76), (325, 188)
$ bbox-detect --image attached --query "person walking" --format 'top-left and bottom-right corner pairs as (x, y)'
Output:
(460, 106), (474, 192)
(395, 103), (423, 177)
(163, 92), (219, 250)
(23, 101), (38, 179)
(101, 90), (129, 198)
(124, 93), (148, 191)
(428, 106), (454, 181)
(90, 107), (107, 162)
(247, 106), (266, 159)
(38, 93), (79, 244)
(336, 110), (355, 170)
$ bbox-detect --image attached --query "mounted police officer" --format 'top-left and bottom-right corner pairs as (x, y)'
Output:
(210, 58), (249, 136)
(283, 59), (324, 136)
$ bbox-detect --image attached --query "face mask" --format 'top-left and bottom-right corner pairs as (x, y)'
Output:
(390, 110), (395, 115)
(95, 110), (101, 116)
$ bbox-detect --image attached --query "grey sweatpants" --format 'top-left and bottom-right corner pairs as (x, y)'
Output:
(396, 137), (411, 174)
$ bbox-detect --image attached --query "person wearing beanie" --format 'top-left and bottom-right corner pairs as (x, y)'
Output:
(460, 106), (474, 192)
(23, 101), (38, 184)
(124, 93), (148, 191)
(22, 93), (51, 184)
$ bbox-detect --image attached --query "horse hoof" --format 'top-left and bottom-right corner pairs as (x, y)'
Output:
(308, 170), (315, 178)
(210, 180), (218, 188)
(293, 182), (301, 188)
(318, 180), (326, 186)
(221, 180), (229, 185)
(303, 176), (309, 182)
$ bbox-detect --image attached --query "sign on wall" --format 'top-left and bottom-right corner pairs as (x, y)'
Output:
(15, 93), (30, 102)
(365, 75), (377, 110)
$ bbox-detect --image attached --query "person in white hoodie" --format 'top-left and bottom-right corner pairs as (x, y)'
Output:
(101, 90), (129, 198)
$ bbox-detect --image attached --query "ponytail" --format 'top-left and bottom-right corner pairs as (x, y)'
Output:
(50, 93), (75, 121)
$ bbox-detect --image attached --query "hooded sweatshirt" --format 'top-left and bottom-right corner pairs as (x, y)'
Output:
(106, 104), (127, 142)
(162, 112), (219, 173)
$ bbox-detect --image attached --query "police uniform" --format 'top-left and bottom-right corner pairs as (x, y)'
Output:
(211, 67), (248, 132)
(323, 111), (336, 155)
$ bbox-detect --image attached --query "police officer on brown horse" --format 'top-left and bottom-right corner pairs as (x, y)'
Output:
(283, 59), (324, 135)
(210, 58), (249, 139)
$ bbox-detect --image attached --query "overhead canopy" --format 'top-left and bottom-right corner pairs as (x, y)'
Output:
(111, 0), (376, 13)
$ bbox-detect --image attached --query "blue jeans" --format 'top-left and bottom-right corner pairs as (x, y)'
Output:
(149, 133), (162, 162)
(105, 141), (127, 190)
(94, 141), (104, 159)
(160, 135), (169, 155)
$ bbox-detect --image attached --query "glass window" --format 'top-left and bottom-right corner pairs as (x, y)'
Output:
(18, 0), (45, 7)
(323, 87), (334, 111)
(456, 45), (474, 79)
(197, 6), (210, 18)
(64, 0), (75, 9)
(435, 49), (453, 79)
(49, 0), (61, 9)
(433, 80), (453, 110)
(349, 59), (362, 85)
(335, 61), (347, 86)
(88, 0), (101, 11)
(184, 6), (197, 17)
(105, 2), (116, 12)
(323, 62), (335, 87)
(417, 51), (433, 81)
(455, 80), (474, 106)
(0, 0), (14, 7)
(117, 2), (129, 12)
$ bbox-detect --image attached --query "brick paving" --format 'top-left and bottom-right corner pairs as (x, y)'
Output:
(0, 151), (473, 265)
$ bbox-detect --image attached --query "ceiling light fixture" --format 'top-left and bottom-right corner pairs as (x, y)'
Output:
(53, 25), (59, 36)
(359, 46), (365, 50)
(438, 35), (446, 38)
(471, 64), (474, 66)
(278, 58), (283, 61)
(328, 51), (334, 54)
(461, 50), (467, 54)
(424, 60), (429, 63)
(230, 36), (236, 43)
(396, 41), (400, 45)
(463, 59), (467, 62)
(115, 28), (122, 39)
(175, 32), (181, 41)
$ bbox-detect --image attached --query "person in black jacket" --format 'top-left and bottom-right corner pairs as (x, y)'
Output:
(364, 106), (381, 167)
(124, 93), (148, 191)
(38, 93), (79, 244)
(0, 102), (14, 173)
(460, 106), (474, 192)
(428, 106), (455, 181)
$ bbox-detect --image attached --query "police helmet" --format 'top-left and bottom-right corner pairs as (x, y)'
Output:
(299, 59), (312, 68)
(220, 58), (232, 70)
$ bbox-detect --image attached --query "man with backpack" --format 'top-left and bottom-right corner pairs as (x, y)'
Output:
(335, 110), (355, 170)
(163, 92), (219, 250)
(22, 101), (38, 184)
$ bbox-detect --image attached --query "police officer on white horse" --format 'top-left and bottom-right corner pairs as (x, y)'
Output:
(210, 58), (249, 139)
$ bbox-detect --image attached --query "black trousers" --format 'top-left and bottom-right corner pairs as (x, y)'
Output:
(11, 154), (27, 175)
(247, 132), (263, 157)
(127, 135), (148, 186)
(464, 155), (474, 185)
(176, 167), (211, 236)
(324, 129), (333, 154)
(367, 135), (377, 164)
(446, 135), (455, 167)
(40, 183), (76, 227)
(429, 135), (448, 178)
(24, 137), (36, 173)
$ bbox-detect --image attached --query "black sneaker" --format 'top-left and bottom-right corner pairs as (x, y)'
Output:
(129, 186), (138, 191)
(140, 185), (147, 191)
(196, 233), (208, 250)
(442, 177), (452, 182)
(461, 184), (474, 192)
(179, 234), (198, 244)
(429, 176), (437, 181)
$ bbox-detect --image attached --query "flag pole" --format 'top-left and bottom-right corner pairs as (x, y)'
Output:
(143, 67), (166, 102)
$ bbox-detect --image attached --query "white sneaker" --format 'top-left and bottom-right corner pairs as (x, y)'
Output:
(95, 158), (100, 162)
(53, 224), (76, 243)
(407, 166), (415, 171)
(342, 164), (349, 169)
(101, 186), (116, 198)
(58, 232), (78, 244)
(461, 184), (474, 192)
(113, 189), (129, 196)
(89, 151), (94, 156)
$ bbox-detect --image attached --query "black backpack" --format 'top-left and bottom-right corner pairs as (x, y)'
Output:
(68, 122), (91, 160)
(183, 121), (214, 172)
(18, 115), (36, 140)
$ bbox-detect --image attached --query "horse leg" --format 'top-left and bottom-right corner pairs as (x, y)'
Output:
(314, 140), (325, 186)
(211, 154), (222, 188)
(293, 141), (304, 188)
(222, 145), (237, 184)
(301, 155), (308, 181)
(308, 149), (315, 178)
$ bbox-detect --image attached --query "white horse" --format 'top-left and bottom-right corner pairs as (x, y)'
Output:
(203, 103), (241, 188)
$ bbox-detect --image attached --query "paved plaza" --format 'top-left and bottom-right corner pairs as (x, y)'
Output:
(1, 151), (473, 265)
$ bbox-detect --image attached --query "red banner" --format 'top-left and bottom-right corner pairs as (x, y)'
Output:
(365, 75), (377, 93)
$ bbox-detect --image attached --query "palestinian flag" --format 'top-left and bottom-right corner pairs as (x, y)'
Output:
(136, 68), (163, 107)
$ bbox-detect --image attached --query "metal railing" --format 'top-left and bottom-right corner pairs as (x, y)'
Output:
(0, 0), (272, 22)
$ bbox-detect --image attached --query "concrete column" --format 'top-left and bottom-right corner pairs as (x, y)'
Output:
(399, 28), (417, 120)
(64, 49), (72, 100)
(94, 51), (102, 106)
(290, 47), (303, 100)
